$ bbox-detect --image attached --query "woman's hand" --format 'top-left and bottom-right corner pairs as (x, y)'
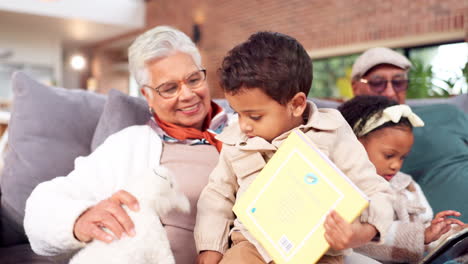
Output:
(424, 210), (464, 244)
(324, 210), (377, 250)
(196, 250), (223, 264)
(73, 190), (140, 243)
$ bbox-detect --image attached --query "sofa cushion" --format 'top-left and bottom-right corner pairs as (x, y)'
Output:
(407, 94), (468, 114)
(0, 72), (106, 246)
(91, 89), (150, 151)
(309, 98), (340, 109)
(0, 244), (70, 264)
(401, 104), (468, 222)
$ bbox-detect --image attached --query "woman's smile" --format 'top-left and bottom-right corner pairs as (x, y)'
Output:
(178, 102), (201, 115)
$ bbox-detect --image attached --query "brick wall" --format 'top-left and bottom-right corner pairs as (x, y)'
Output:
(93, 0), (467, 97)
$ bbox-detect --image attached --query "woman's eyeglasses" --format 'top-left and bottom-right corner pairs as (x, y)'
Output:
(360, 78), (409, 93)
(144, 69), (207, 99)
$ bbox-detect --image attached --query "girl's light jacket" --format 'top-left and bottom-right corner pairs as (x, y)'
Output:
(356, 171), (434, 264)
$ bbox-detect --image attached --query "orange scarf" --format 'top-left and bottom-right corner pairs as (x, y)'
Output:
(154, 101), (223, 152)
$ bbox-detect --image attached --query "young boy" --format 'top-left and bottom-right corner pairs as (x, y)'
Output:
(194, 32), (394, 264)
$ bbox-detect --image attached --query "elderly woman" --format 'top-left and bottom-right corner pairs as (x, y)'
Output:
(23, 26), (229, 263)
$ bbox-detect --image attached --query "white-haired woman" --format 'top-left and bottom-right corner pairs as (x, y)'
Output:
(24, 26), (230, 263)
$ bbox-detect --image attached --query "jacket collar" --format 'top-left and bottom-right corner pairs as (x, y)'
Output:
(216, 101), (342, 151)
(299, 101), (342, 131)
(389, 171), (413, 191)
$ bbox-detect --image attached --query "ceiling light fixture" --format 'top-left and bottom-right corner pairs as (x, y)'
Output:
(70, 54), (86, 71)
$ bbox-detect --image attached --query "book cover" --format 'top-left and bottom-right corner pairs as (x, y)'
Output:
(233, 129), (369, 264)
(419, 227), (468, 264)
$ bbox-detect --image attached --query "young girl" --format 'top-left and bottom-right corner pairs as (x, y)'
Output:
(194, 32), (395, 264)
(339, 95), (466, 263)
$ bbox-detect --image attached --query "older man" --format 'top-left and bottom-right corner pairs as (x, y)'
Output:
(351, 47), (410, 104)
(350, 47), (468, 223)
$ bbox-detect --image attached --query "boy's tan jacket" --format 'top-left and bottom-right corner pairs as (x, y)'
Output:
(195, 102), (394, 262)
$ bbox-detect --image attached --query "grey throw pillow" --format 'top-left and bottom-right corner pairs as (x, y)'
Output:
(0, 71), (106, 246)
(91, 89), (150, 151)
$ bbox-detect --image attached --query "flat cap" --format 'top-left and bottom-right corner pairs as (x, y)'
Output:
(351, 47), (412, 80)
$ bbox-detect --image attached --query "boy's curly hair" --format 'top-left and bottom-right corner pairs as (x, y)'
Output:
(218, 31), (312, 105)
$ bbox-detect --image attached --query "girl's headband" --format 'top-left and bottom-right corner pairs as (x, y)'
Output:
(354, 104), (424, 137)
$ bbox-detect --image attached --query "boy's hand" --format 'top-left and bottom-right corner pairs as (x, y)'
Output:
(196, 250), (223, 264)
(424, 210), (464, 244)
(323, 210), (377, 250)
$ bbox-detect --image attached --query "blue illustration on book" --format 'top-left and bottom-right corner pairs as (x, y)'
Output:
(304, 173), (318, 184)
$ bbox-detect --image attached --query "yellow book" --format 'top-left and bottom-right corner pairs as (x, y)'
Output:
(233, 129), (369, 264)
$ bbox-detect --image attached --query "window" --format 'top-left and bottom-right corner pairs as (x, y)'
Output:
(408, 42), (467, 97)
(310, 54), (359, 99)
(0, 63), (54, 111)
(309, 42), (467, 99)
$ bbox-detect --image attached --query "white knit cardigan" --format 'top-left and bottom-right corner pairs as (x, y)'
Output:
(355, 172), (433, 264)
(24, 125), (162, 256)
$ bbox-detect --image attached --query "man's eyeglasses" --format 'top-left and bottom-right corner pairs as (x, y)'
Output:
(143, 69), (207, 99)
(360, 78), (409, 93)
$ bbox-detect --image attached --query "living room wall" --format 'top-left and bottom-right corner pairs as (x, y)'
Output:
(91, 0), (468, 98)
